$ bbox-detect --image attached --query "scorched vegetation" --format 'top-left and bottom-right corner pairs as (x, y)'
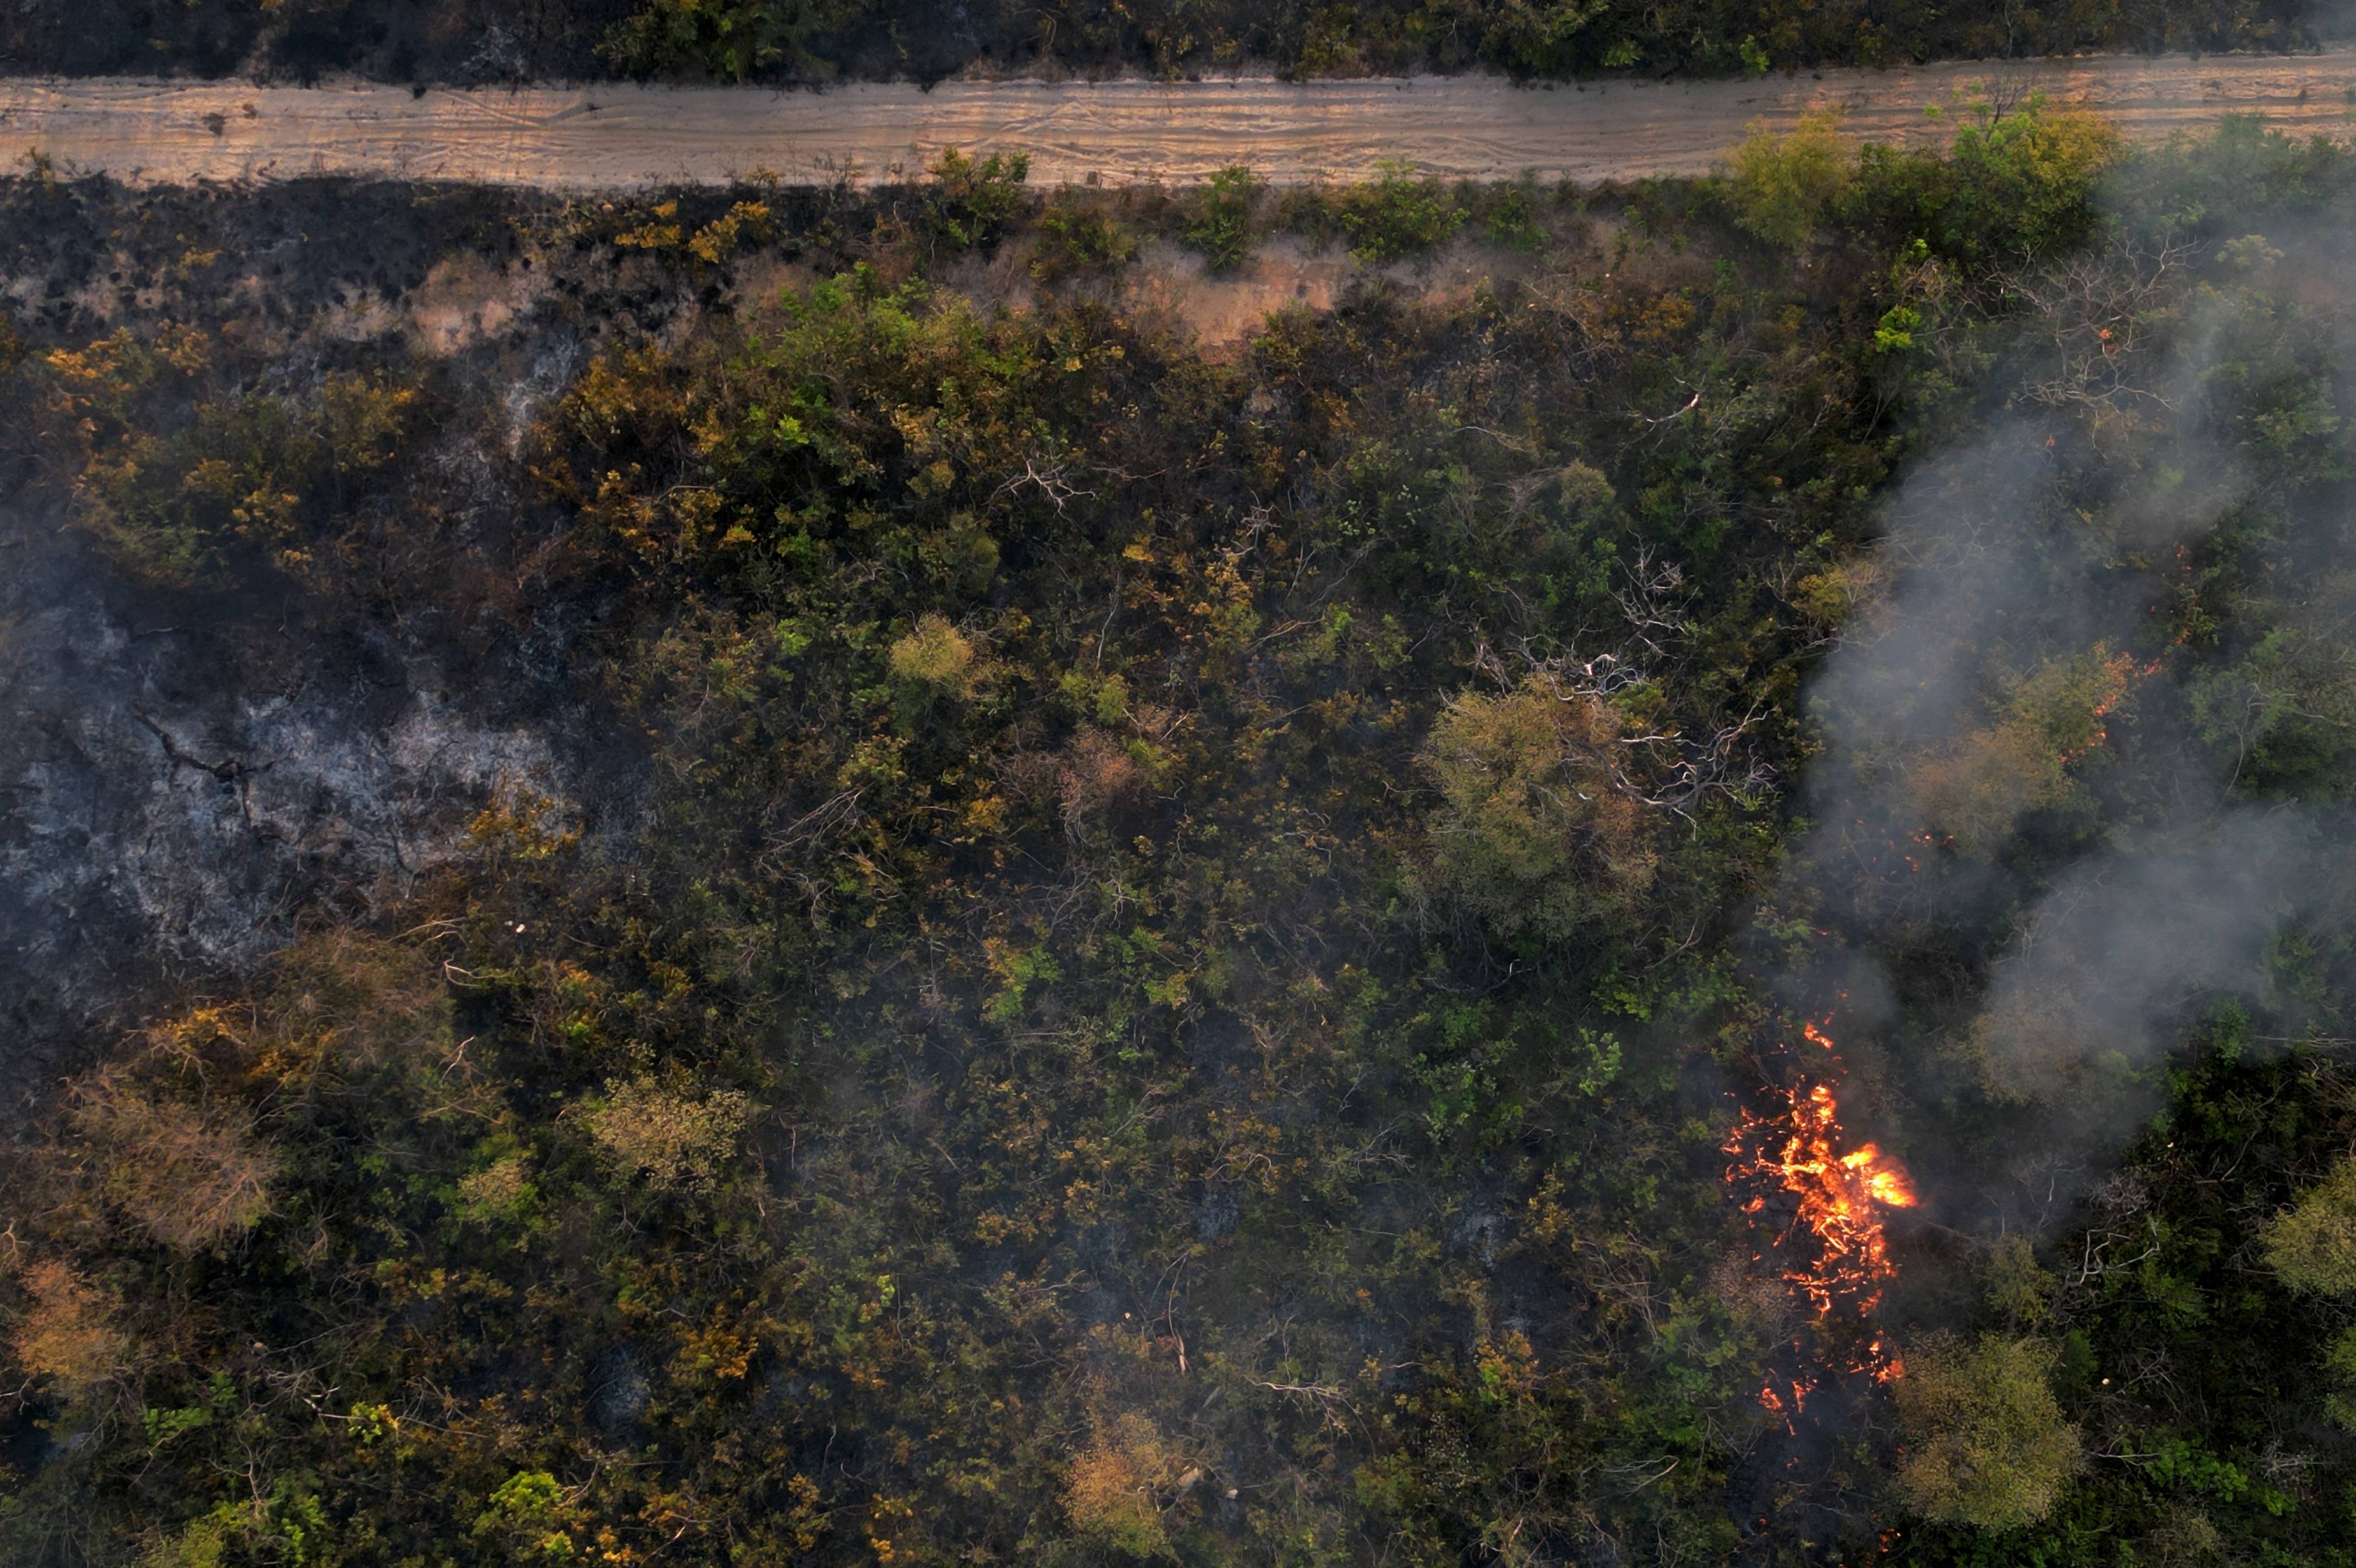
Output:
(2, 101), (2356, 1567)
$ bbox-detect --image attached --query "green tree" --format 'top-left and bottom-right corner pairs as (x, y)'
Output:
(1725, 108), (1855, 247)
(887, 614), (979, 696)
(1893, 1334), (2081, 1530)
(1420, 675), (1658, 943)
(1906, 645), (2139, 861)
(1858, 98), (2120, 267)
(922, 148), (1030, 254)
(1183, 165), (1260, 271)
(2264, 1156), (2356, 1296)
(601, 0), (851, 81)
(1338, 161), (1466, 262)
(585, 1079), (750, 1189)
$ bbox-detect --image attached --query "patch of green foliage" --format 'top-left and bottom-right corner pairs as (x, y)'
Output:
(1855, 94), (2121, 266)
(1029, 193), (1138, 282)
(598, 0), (848, 81)
(1896, 1050), (2356, 1565)
(1335, 160), (1466, 262)
(12, 0), (2311, 85)
(1478, 173), (1552, 252)
(1726, 108), (1856, 247)
(1894, 1334), (2082, 1530)
(1182, 164), (1260, 272)
(917, 147), (1030, 255)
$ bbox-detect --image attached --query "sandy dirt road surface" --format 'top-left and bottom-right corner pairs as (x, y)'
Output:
(3, 52), (2355, 189)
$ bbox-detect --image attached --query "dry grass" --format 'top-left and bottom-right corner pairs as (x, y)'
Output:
(587, 1080), (750, 1189)
(71, 1073), (277, 1252)
(10, 1260), (133, 1400)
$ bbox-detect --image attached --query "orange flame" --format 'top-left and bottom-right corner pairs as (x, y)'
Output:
(1725, 1021), (1919, 1391)
(2057, 646), (2155, 765)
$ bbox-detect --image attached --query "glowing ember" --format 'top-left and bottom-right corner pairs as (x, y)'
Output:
(2058, 645), (2158, 765)
(1725, 1021), (1919, 1394)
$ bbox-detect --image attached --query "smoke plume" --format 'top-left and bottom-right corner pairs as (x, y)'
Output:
(1780, 217), (2356, 1233)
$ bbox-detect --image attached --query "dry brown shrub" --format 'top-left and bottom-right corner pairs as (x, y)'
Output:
(1066, 1411), (1182, 1556)
(71, 1073), (277, 1251)
(10, 1260), (133, 1400)
(264, 931), (453, 1072)
(1057, 728), (1149, 826)
(992, 747), (1057, 803)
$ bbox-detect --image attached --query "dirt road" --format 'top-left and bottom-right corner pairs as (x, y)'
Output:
(4, 51), (2354, 189)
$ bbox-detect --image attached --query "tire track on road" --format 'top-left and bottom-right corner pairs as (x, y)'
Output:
(2, 52), (2354, 190)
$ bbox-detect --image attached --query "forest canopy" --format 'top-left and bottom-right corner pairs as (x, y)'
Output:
(3, 95), (2356, 1568)
(0, 0), (2331, 83)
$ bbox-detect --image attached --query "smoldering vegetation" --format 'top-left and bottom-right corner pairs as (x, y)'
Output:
(0, 176), (687, 1089)
(0, 154), (1891, 1567)
(1725, 140), (2356, 1556)
(0, 162), (1589, 1088)
(6, 116), (2356, 1567)
(1783, 197), (2356, 1235)
(0, 553), (574, 1068)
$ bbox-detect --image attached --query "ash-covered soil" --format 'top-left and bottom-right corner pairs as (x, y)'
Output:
(0, 178), (666, 1102)
(0, 169), (1558, 1107)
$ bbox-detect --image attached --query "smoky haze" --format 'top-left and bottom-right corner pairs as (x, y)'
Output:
(1778, 216), (2356, 1234)
(0, 517), (586, 1102)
